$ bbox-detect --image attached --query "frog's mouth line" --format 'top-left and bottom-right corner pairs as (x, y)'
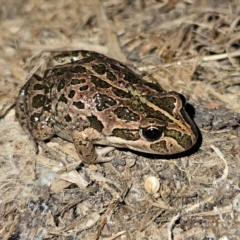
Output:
(104, 136), (185, 155)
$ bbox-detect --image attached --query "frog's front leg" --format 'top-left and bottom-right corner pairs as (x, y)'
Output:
(72, 129), (115, 164)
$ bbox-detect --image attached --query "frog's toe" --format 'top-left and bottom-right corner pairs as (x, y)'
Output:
(95, 146), (115, 162)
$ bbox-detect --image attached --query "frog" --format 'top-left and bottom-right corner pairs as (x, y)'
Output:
(15, 50), (198, 164)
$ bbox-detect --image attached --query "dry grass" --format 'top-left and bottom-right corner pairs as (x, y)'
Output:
(0, 0), (240, 239)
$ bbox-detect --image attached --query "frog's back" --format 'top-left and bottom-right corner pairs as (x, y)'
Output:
(45, 51), (166, 139)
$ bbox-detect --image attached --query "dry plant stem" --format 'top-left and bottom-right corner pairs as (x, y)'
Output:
(168, 196), (215, 240)
(210, 145), (228, 187)
(58, 199), (88, 218)
(202, 50), (240, 62)
(92, 180), (130, 239)
(168, 212), (180, 240)
(93, 200), (120, 240)
(0, 88), (20, 118)
(189, 204), (232, 217)
(2, 215), (19, 240)
(19, 42), (108, 55)
(139, 209), (165, 232)
(138, 50), (240, 72)
(101, 230), (126, 240)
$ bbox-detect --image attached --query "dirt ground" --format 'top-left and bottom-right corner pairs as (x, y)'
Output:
(0, 0), (240, 239)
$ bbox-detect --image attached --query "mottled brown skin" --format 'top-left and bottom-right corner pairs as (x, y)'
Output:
(15, 51), (198, 163)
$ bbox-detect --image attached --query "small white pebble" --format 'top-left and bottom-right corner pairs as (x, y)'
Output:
(144, 176), (160, 194)
(219, 236), (228, 240)
(4, 47), (16, 58)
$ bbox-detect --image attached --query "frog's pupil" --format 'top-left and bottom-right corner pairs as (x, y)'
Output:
(142, 127), (162, 141)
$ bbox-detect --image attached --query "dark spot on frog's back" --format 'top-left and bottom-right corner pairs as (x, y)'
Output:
(68, 90), (75, 98)
(81, 50), (93, 57)
(32, 94), (45, 108)
(144, 82), (164, 93)
(73, 101), (84, 109)
(110, 63), (120, 71)
(114, 107), (140, 122)
(137, 101), (169, 122)
(64, 114), (72, 122)
(81, 50), (104, 60)
(33, 84), (44, 91)
(68, 51), (79, 61)
(33, 74), (43, 82)
(93, 93), (117, 111)
(80, 56), (96, 63)
(147, 96), (176, 115)
(91, 75), (111, 88)
(112, 88), (131, 98)
(57, 79), (65, 92)
(51, 67), (66, 76)
(58, 94), (68, 103)
(71, 79), (86, 85)
(54, 51), (79, 63)
(92, 64), (107, 75)
(87, 115), (104, 132)
(69, 65), (86, 73)
(123, 71), (140, 84)
(79, 85), (88, 91)
(106, 70), (117, 81)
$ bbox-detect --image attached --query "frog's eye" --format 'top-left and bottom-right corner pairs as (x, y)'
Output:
(142, 127), (163, 142)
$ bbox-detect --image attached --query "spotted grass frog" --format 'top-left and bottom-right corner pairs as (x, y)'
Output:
(15, 51), (198, 164)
